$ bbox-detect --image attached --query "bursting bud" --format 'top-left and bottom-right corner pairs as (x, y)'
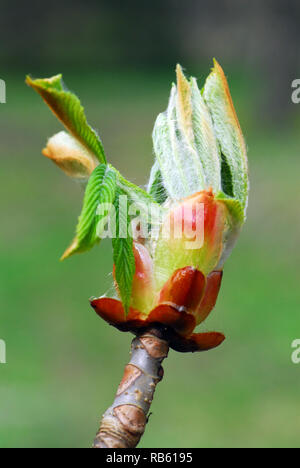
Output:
(92, 60), (249, 353)
(28, 62), (249, 353)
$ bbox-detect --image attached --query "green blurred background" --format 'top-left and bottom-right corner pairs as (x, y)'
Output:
(0, 0), (299, 448)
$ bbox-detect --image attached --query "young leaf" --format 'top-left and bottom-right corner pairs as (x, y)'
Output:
(62, 164), (117, 259)
(26, 74), (106, 164)
(110, 165), (162, 227)
(203, 59), (249, 212)
(219, 152), (234, 198)
(215, 192), (245, 269)
(189, 77), (221, 192)
(43, 131), (99, 181)
(176, 65), (221, 193)
(147, 160), (168, 204)
(112, 189), (135, 315)
(152, 65), (223, 201)
(152, 84), (206, 200)
(216, 191), (245, 225)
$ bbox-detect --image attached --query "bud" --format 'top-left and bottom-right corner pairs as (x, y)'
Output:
(42, 131), (99, 181)
(91, 60), (249, 354)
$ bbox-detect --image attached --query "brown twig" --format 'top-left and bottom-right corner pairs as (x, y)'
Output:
(92, 326), (169, 448)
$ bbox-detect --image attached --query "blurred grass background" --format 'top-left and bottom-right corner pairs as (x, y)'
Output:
(0, 0), (300, 448)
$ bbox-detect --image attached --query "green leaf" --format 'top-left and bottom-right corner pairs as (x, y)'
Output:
(203, 59), (249, 212)
(62, 164), (117, 259)
(147, 160), (168, 204)
(112, 188), (136, 315)
(110, 165), (162, 227)
(26, 74), (106, 164)
(116, 169), (156, 206)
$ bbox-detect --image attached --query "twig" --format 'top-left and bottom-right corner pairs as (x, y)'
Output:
(92, 326), (169, 448)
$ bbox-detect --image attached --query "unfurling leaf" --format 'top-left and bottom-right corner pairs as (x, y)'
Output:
(112, 166), (162, 227)
(62, 164), (117, 260)
(43, 131), (99, 181)
(152, 64), (221, 201)
(147, 160), (168, 205)
(176, 65), (221, 192)
(203, 59), (249, 213)
(112, 188), (136, 315)
(215, 192), (244, 268)
(26, 74), (106, 164)
(152, 85), (205, 200)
